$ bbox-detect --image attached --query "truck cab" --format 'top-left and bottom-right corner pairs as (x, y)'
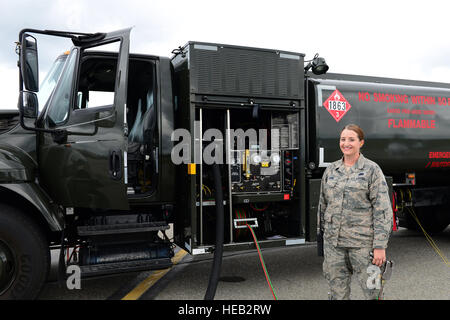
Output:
(0, 28), (176, 299)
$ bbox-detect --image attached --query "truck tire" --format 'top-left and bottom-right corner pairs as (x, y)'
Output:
(406, 206), (450, 235)
(0, 204), (50, 300)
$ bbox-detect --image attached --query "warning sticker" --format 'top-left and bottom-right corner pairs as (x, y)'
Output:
(323, 89), (352, 122)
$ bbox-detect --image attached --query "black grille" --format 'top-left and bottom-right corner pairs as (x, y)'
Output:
(189, 43), (304, 100)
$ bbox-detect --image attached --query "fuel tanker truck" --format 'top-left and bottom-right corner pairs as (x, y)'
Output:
(0, 27), (449, 299)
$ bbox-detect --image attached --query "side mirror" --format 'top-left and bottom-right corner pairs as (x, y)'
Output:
(20, 34), (39, 92)
(18, 91), (39, 119)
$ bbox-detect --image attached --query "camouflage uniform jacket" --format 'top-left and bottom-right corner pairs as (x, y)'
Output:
(317, 153), (393, 248)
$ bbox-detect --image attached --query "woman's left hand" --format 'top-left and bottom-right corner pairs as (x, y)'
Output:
(372, 248), (386, 267)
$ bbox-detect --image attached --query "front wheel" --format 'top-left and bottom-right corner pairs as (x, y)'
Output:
(0, 204), (50, 299)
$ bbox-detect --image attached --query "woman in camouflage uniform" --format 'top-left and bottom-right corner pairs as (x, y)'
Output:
(318, 124), (393, 300)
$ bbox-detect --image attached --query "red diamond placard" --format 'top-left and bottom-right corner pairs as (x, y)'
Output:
(323, 89), (351, 122)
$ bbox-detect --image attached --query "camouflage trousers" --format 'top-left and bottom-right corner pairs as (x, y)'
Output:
(323, 240), (380, 300)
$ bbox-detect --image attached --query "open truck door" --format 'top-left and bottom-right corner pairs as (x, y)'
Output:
(19, 28), (131, 210)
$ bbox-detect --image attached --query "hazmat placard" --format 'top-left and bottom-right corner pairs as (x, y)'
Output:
(323, 89), (351, 122)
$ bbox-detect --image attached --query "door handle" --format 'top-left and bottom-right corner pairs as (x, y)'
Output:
(109, 150), (122, 180)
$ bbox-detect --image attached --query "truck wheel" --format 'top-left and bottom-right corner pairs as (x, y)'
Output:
(0, 204), (50, 300)
(407, 206), (450, 235)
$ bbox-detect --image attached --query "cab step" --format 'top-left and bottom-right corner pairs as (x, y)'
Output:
(77, 221), (169, 236)
(79, 257), (173, 278)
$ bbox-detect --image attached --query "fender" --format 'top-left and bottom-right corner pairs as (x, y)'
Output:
(0, 183), (64, 231)
(0, 143), (36, 182)
(0, 144), (64, 231)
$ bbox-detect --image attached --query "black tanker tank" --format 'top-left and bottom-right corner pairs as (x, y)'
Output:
(307, 73), (450, 186)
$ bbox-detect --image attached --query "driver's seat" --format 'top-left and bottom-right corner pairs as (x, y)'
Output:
(127, 90), (156, 193)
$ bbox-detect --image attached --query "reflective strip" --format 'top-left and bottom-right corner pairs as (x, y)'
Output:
(286, 238), (305, 246)
(194, 44), (218, 51)
(319, 147), (331, 168)
(279, 53), (300, 60)
(124, 151), (128, 184)
(316, 85), (337, 107)
(188, 163), (196, 175)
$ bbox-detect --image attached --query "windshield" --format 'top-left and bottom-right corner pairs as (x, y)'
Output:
(46, 49), (78, 126)
(37, 54), (67, 112)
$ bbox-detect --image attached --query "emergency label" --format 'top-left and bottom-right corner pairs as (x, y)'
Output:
(323, 89), (352, 122)
(426, 151), (450, 168)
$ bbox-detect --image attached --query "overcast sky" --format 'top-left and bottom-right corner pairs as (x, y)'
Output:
(1, 0), (450, 109)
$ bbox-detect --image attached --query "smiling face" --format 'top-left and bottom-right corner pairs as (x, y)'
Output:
(340, 128), (364, 158)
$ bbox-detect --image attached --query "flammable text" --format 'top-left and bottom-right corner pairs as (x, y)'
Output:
(388, 119), (435, 129)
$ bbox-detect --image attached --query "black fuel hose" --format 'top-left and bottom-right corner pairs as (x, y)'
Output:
(204, 163), (224, 300)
